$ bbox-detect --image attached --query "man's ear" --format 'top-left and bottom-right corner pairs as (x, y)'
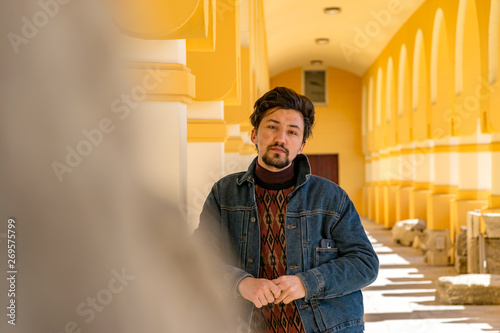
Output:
(298, 141), (306, 154)
(250, 128), (257, 145)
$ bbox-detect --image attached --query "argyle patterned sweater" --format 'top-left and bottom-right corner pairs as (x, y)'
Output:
(250, 180), (305, 333)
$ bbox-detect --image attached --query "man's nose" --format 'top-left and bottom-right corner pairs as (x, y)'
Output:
(275, 129), (286, 144)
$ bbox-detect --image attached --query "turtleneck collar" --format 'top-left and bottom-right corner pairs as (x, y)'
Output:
(254, 161), (295, 186)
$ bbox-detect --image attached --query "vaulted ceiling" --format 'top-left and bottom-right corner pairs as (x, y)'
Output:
(263, 0), (425, 77)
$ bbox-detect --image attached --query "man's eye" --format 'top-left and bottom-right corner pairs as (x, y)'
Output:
(289, 131), (297, 136)
(268, 125), (276, 129)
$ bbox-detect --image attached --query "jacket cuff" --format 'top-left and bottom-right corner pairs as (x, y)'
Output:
(296, 269), (325, 302)
(232, 270), (253, 298)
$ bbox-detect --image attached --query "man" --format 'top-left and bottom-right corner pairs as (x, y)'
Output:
(195, 87), (379, 333)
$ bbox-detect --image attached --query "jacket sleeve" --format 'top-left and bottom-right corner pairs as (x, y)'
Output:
(193, 182), (252, 298)
(296, 192), (379, 302)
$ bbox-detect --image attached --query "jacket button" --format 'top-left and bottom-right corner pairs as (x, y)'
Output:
(248, 183), (252, 188)
(250, 217), (256, 222)
(248, 258), (254, 263)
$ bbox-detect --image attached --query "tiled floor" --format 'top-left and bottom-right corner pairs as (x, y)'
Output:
(361, 217), (500, 333)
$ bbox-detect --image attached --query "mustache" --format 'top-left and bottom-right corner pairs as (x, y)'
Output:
(266, 143), (289, 154)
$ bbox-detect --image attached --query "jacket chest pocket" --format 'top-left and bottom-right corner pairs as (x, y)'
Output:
(314, 247), (339, 267)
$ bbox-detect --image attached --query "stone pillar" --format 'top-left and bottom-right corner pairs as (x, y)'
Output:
(128, 101), (188, 206)
(120, 38), (193, 215)
(489, 133), (500, 209)
(396, 145), (413, 221)
(375, 149), (389, 224)
(451, 128), (491, 244)
(427, 137), (459, 231)
(410, 140), (433, 221)
(383, 148), (399, 228)
(371, 153), (381, 222)
(365, 153), (375, 220)
(186, 101), (226, 232)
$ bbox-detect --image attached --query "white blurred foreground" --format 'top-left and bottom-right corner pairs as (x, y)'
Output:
(0, 1), (237, 332)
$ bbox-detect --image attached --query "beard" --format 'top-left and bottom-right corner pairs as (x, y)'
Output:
(262, 144), (290, 169)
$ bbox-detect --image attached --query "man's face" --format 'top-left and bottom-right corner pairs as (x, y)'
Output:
(251, 108), (306, 172)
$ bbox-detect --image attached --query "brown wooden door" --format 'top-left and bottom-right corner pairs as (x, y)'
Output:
(308, 154), (339, 185)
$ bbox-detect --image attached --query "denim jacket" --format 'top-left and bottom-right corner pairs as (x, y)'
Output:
(196, 155), (379, 333)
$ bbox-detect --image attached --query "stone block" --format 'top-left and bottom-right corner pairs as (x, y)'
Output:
(455, 229), (468, 273)
(392, 219), (426, 246)
(486, 238), (500, 274)
(467, 211), (481, 273)
(468, 237), (480, 273)
(421, 229), (451, 266)
(455, 255), (468, 273)
(425, 250), (449, 266)
(483, 213), (500, 237)
(436, 274), (500, 305)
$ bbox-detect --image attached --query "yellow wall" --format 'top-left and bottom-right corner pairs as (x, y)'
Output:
(270, 67), (364, 211)
(360, 0), (500, 243)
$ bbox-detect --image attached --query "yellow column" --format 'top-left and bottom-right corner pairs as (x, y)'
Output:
(384, 181), (398, 228)
(187, 102), (227, 232)
(118, 39), (197, 212)
(114, 0), (211, 216)
(377, 151), (387, 226)
(409, 142), (433, 220)
(371, 154), (383, 224)
(365, 156), (375, 220)
(112, 0), (210, 40)
(225, 124), (257, 175)
(383, 149), (400, 228)
(395, 147), (413, 221)
(375, 182), (384, 225)
(450, 136), (491, 244)
(187, 0), (241, 103)
(488, 137), (500, 209)
(427, 141), (458, 231)
(397, 185), (412, 221)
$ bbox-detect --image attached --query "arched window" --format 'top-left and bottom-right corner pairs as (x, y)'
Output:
(386, 57), (394, 123)
(397, 45), (407, 118)
(376, 67), (383, 126)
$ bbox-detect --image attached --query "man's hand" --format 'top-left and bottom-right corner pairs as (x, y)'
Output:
(272, 275), (306, 304)
(238, 277), (282, 308)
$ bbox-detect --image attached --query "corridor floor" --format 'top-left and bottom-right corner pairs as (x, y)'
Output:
(361, 217), (500, 333)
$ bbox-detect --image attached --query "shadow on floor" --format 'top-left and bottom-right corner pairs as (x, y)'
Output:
(361, 217), (500, 332)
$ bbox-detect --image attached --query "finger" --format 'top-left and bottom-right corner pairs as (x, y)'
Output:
(258, 294), (269, 307)
(274, 277), (292, 291)
(253, 298), (263, 308)
(272, 277), (281, 284)
(274, 291), (287, 304)
(270, 283), (282, 298)
(264, 289), (275, 304)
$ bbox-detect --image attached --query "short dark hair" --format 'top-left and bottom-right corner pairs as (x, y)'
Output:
(250, 87), (315, 142)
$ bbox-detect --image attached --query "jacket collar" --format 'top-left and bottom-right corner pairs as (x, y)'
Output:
(237, 154), (311, 187)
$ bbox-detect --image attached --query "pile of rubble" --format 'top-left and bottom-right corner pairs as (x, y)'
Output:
(391, 218), (451, 266)
(390, 212), (500, 305)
